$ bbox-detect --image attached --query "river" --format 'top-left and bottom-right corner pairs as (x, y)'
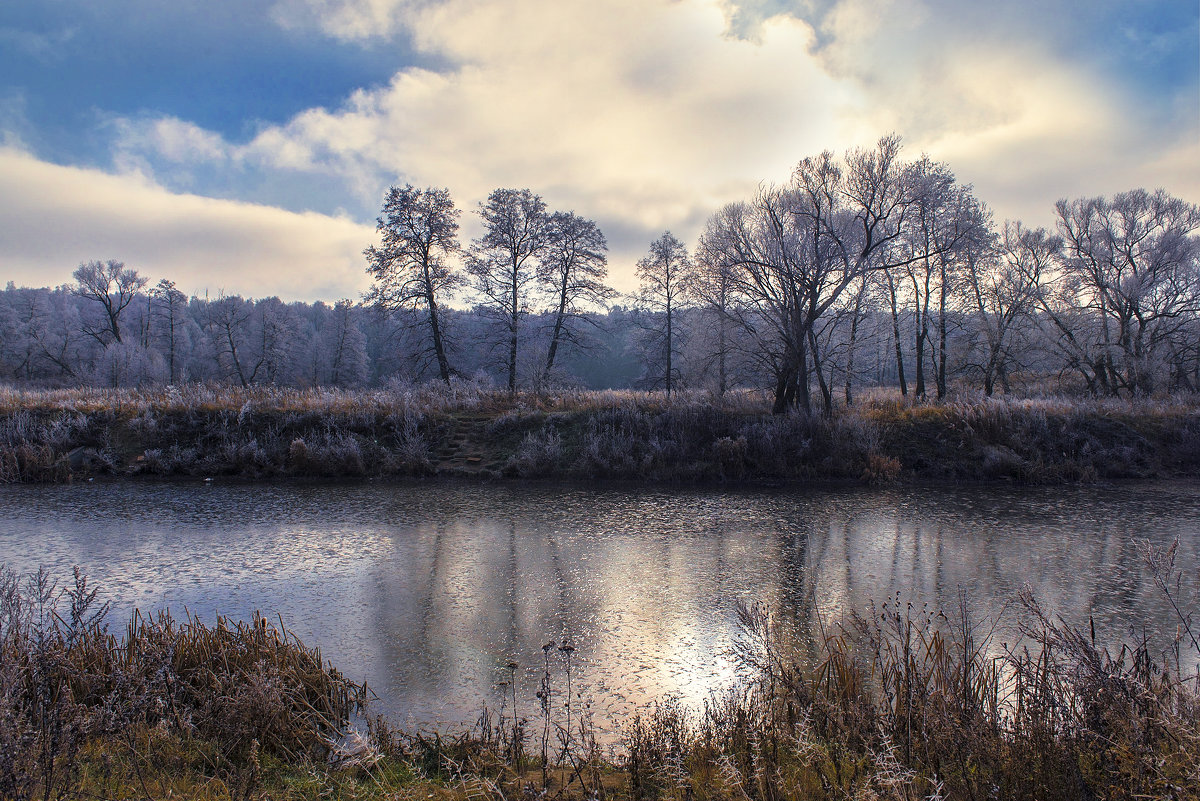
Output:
(3, 479), (1197, 738)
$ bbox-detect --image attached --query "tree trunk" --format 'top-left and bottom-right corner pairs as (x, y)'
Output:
(716, 312), (727, 397)
(886, 272), (907, 396)
(428, 297), (451, 384)
(545, 273), (569, 374)
(226, 329), (247, 388)
(914, 326), (927, 398)
(167, 311), (177, 384)
(425, 268), (452, 384)
(936, 261), (949, 401)
(913, 265), (930, 399)
(796, 337), (811, 415)
(809, 328), (833, 417)
(508, 262), (519, 392)
(772, 368), (791, 414)
(845, 281), (866, 405)
(665, 300), (673, 396)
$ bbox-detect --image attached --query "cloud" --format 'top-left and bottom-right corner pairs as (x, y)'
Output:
(121, 0), (860, 288)
(29, 0), (1200, 296)
(121, 117), (229, 164)
(269, 0), (411, 41)
(0, 146), (375, 301)
(0, 25), (77, 63)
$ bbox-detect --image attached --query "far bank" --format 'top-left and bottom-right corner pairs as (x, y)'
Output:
(2, 384), (1198, 485)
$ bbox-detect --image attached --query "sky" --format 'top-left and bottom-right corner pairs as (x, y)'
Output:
(1, 0), (1197, 301)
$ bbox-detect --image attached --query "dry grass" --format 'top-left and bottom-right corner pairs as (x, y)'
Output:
(0, 565), (368, 800)
(3, 554), (1198, 800)
(0, 381), (775, 418)
(623, 558), (1200, 801)
(0, 381), (1197, 484)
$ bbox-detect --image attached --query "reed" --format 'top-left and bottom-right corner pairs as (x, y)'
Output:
(0, 566), (366, 800)
(3, 555), (1198, 799)
(622, 547), (1200, 801)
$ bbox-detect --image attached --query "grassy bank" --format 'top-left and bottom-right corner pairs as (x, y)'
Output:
(1, 384), (1199, 485)
(3, 552), (1198, 800)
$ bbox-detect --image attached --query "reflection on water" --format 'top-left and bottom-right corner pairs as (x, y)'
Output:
(1, 479), (1197, 736)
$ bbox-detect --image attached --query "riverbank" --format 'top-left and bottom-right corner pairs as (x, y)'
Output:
(4, 558), (1198, 801)
(2, 384), (1198, 485)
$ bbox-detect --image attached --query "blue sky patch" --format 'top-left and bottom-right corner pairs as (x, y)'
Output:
(0, 0), (416, 164)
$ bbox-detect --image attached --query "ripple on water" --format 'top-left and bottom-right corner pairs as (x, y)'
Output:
(2, 479), (1199, 740)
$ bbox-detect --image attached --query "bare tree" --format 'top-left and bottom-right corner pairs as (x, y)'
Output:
(201, 294), (258, 387)
(324, 299), (369, 387)
(468, 188), (550, 392)
(841, 274), (873, 405)
(72, 259), (147, 345)
(365, 184), (463, 384)
(701, 136), (921, 414)
(892, 159), (990, 399)
(1, 286), (50, 380)
(635, 231), (693, 396)
(1047, 189), (1200, 395)
(539, 211), (613, 376)
(254, 297), (297, 384)
(963, 221), (1056, 395)
(881, 266), (909, 396)
(690, 255), (737, 397)
(151, 278), (187, 384)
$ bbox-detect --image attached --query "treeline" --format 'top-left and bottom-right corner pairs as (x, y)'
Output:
(2, 136), (1198, 405)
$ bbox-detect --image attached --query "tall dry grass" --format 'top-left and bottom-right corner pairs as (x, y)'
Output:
(0, 566), (365, 800)
(622, 541), (1200, 800)
(2, 553), (1197, 799)
(0, 380), (1197, 483)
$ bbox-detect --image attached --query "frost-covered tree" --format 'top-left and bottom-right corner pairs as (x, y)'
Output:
(689, 253), (739, 397)
(468, 188), (551, 391)
(201, 295), (258, 387)
(539, 211), (613, 376)
(701, 136), (963, 413)
(253, 297), (297, 385)
(90, 341), (165, 388)
(365, 184), (463, 384)
(635, 231), (693, 396)
(72, 259), (147, 345)
(151, 278), (188, 384)
(892, 158), (990, 399)
(962, 221), (1057, 395)
(323, 299), (369, 387)
(1046, 189), (1200, 395)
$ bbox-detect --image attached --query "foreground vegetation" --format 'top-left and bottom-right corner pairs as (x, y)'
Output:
(1, 383), (1199, 485)
(3, 546), (1198, 800)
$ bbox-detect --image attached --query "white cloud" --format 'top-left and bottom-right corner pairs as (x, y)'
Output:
(137, 0), (861, 287)
(134, 118), (229, 164)
(269, 0), (411, 40)
(44, 0), (1200, 294)
(0, 147), (375, 301)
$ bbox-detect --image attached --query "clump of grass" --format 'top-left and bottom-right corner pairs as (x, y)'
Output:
(0, 564), (367, 800)
(622, 547), (1200, 801)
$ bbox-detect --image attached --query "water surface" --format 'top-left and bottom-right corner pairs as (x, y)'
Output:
(2, 479), (1197, 736)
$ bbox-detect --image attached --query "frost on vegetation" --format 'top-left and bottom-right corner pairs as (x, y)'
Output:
(0, 380), (1197, 483)
(0, 565), (365, 801)
(505, 427), (564, 477)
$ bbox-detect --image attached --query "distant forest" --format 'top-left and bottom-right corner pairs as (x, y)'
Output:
(3, 137), (1198, 409)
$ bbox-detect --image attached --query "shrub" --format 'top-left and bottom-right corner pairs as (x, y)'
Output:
(505, 428), (564, 477)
